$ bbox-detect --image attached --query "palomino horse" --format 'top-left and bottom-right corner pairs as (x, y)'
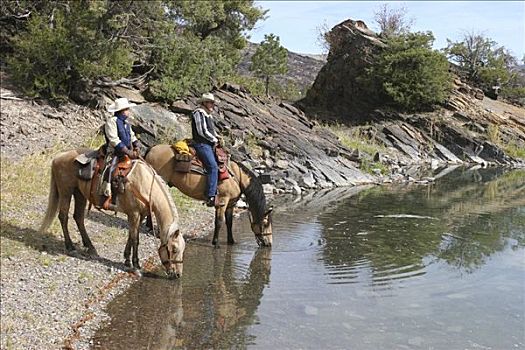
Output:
(39, 148), (185, 278)
(145, 144), (273, 248)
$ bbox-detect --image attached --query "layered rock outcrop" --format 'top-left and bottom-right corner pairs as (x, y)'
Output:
(131, 83), (375, 191)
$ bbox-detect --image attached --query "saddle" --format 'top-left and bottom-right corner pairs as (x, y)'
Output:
(171, 140), (230, 181)
(75, 148), (133, 210)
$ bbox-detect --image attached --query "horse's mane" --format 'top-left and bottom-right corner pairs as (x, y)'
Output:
(236, 161), (267, 224)
(135, 160), (179, 235)
(155, 173), (180, 236)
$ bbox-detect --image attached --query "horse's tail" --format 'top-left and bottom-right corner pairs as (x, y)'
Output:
(40, 166), (59, 233)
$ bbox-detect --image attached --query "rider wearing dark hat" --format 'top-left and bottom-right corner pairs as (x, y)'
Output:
(191, 93), (224, 207)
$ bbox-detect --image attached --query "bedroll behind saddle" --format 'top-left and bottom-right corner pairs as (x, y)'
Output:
(171, 140), (230, 181)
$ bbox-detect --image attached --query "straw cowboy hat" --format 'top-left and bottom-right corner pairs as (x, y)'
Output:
(198, 93), (215, 104)
(107, 97), (136, 113)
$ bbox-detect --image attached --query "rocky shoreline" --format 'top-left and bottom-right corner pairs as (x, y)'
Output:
(1, 175), (215, 349)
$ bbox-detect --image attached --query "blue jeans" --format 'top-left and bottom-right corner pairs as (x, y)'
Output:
(193, 143), (218, 198)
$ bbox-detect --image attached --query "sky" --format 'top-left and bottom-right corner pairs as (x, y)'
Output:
(249, 1), (525, 60)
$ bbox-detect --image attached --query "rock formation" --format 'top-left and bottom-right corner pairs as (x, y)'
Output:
(296, 19), (524, 168)
(299, 19), (386, 119)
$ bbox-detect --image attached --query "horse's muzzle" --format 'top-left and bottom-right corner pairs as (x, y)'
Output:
(167, 270), (181, 279)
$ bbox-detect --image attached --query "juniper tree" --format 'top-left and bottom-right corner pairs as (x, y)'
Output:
(445, 32), (518, 92)
(4, 0), (267, 101)
(250, 34), (288, 96)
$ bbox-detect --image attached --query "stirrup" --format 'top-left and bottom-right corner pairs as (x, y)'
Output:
(206, 197), (225, 207)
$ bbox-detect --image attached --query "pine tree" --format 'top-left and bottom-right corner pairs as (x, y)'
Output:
(250, 34), (288, 96)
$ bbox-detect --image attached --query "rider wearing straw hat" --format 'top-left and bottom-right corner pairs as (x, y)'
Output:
(191, 92), (225, 207)
(105, 97), (141, 159)
(100, 97), (142, 208)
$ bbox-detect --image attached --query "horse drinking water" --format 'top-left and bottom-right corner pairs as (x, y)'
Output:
(39, 148), (185, 278)
(145, 144), (273, 248)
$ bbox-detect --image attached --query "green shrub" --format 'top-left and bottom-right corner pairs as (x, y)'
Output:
(148, 33), (240, 101)
(365, 32), (452, 111)
(500, 86), (525, 105)
(4, 1), (266, 102)
(7, 5), (133, 100)
(504, 142), (525, 159)
(226, 75), (303, 101)
(445, 33), (518, 93)
(227, 75), (266, 96)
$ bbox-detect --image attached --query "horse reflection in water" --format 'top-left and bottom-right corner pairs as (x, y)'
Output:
(91, 247), (272, 349)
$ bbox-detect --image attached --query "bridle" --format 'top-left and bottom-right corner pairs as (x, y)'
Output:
(158, 241), (183, 268)
(248, 212), (272, 237)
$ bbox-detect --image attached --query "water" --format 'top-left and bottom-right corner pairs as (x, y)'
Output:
(92, 167), (525, 349)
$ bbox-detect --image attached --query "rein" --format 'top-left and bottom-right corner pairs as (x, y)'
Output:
(132, 160), (183, 266)
(235, 163), (272, 236)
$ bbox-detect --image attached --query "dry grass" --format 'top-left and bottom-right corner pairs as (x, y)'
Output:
(326, 123), (390, 174)
(327, 123), (387, 156)
(486, 124), (501, 144)
(0, 146), (67, 259)
(485, 123), (525, 160)
(0, 139), (204, 261)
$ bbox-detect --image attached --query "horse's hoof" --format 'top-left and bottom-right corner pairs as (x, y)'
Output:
(87, 248), (99, 257)
(213, 244), (220, 249)
(124, 260), (131, 268)
(227, 240), (235, 245)
(67, 249), (79, 257)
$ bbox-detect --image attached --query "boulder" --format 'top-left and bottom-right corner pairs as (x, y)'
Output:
(169, 100), (193, 114)
(300, 172), (317, 188)
(131, 104), (189, 146)
(112, 86), (146, 103)
(300, 19), (386, 119)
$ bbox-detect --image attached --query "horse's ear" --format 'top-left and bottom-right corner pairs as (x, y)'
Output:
(265, 207), (273, 216)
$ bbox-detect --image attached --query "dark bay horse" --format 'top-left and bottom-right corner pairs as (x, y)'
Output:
(39, 149), (185, 278)
(145, 144), (273, 248)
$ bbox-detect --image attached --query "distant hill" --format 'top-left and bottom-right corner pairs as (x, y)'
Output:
(237, 42), (325, 93)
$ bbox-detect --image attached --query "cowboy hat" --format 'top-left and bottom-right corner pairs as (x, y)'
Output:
(107, 97), (136, 113)
(198, 93), (215, 104)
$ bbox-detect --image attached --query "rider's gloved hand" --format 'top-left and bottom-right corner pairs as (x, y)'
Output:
(122, 146), (137, 159)
(217, 136), (225, 148)
(132, 140), (142, 152)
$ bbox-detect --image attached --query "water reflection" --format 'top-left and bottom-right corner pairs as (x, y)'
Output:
(319, 167), (525, 288)
(92, 246), (271, 349)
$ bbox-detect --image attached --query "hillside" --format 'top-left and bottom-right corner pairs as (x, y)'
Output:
(237, 42), (325, 95)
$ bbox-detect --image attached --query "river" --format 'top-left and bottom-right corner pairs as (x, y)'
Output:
(92, 166), (525, 349)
